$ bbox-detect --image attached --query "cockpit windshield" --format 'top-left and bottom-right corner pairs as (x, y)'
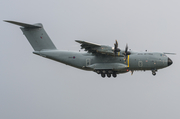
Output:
(160, 54), (166, 57)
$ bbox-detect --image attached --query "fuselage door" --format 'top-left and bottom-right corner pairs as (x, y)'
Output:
(138, 61), (143, 67)
(86, 59), (91, 67)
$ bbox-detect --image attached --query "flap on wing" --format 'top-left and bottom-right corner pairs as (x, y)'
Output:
(87, 63), (128, 71)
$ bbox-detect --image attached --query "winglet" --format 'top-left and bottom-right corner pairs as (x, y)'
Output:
(4, 20), (42, 28)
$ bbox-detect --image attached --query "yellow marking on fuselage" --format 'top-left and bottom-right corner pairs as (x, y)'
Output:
(127, 55), (129, 67)
(118, 52), (120, 56)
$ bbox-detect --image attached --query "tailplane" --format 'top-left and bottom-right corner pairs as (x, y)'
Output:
(4, 20), (56, 51)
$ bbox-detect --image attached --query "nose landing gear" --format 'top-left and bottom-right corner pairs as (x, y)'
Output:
(152, 72), (156, 76)
(152, 69), (157, 76)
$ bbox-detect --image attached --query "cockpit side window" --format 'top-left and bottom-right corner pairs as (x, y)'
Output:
(160, 54), (166, 57)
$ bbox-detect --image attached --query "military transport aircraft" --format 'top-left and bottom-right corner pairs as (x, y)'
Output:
(5, 20), (174, 78)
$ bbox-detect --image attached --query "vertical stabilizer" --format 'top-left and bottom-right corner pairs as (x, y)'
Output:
(4, 20), (56, 51)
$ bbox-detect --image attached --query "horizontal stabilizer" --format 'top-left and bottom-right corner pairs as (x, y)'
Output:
(163, 52), (176, 55)
(4, 20), (41, 28)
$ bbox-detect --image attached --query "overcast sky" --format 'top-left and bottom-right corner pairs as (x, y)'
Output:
(0, 0), (179, 119)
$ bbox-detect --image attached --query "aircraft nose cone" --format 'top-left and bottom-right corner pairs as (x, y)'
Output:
(168, 57), (173, 66)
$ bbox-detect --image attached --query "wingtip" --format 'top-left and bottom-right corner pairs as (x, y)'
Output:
(3, 20), (9, 22)
(75, 40), (83, 42)
(3, 20), (14, 22)
(3, 20), (17, 24)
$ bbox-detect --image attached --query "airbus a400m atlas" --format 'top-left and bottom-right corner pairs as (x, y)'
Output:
(5, 20), (174, 78)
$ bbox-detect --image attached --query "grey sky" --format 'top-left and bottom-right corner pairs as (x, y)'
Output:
(0, 0), (179, 119)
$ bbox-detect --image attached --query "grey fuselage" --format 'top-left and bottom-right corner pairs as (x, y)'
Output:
(34, 50), (171, 74)
(5, 20), (173, 77)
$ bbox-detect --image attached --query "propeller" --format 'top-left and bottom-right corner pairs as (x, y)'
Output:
(114, 40), (120, 55)
(123, 44), (131, 62)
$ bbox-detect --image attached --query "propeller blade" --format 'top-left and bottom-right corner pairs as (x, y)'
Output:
(125, 44), (128, 53)
(116, 40), (118, 48)
(123, 43), (131, 62)
(114, 43), (117, 50)
(114, 40), (120, 55)
(124, 55), (127, 62)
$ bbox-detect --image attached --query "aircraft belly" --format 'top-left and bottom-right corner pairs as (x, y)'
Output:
(87, 63), (128, 71)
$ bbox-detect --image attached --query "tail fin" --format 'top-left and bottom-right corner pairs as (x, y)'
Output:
(4, 20), (56, 51)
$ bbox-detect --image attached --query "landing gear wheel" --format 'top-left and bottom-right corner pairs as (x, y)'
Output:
(107, 73), (111, 78)
(101, 73), (105, 78)
(112, 73), (117, 78)
(96, 70), (101, 74)
(152, 72), (156, 76)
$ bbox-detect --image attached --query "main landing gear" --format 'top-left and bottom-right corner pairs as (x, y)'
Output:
(152, 69), (157, 76)
(97, 70), (117, 78)
(101, 73), (105, 78)
(101, 73), (117, 78)
(112, 73), (117, 78)
(107, 73), (111, 78)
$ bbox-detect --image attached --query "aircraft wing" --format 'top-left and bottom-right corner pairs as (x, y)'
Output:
(75, 40), (101, 53)
(76, 40), (101, 47)
(75, 40), (114, 55)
